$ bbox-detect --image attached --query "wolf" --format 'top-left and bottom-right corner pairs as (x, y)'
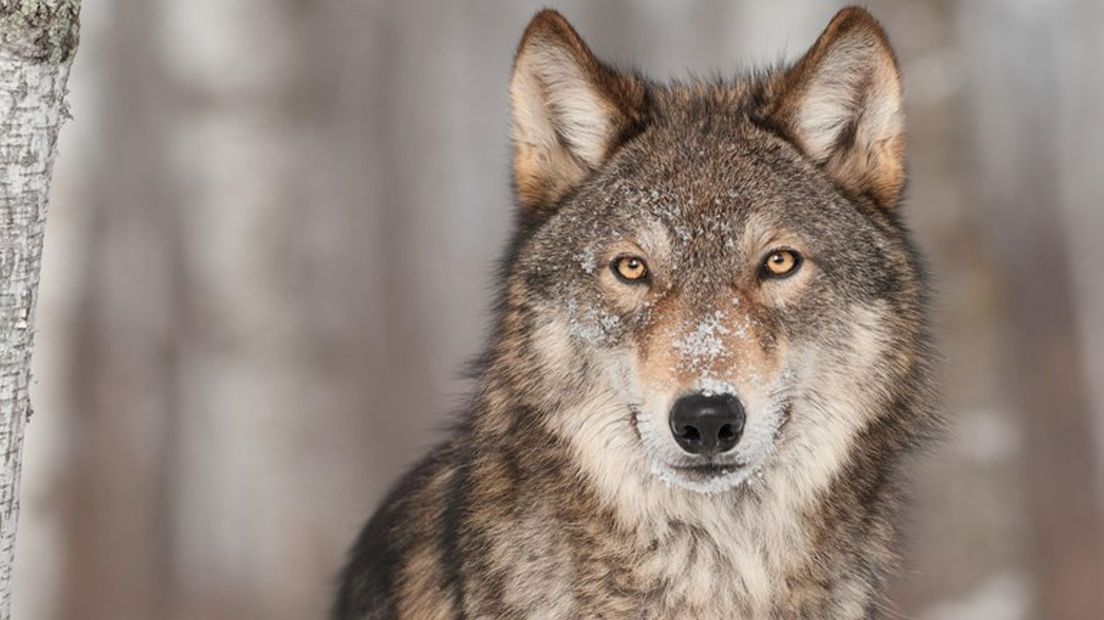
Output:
(334, 6), (939, 619)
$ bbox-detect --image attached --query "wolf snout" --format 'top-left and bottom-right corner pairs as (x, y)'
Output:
(669, 392), (746, 456)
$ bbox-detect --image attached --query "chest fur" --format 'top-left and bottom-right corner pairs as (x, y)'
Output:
(628, 524), (780, 618)
(474, 505), (874, 620)
(521, 518), (796, 619)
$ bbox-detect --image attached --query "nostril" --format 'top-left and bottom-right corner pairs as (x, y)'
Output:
(717, 424), (736, 443)
(678, 425), (701, 442)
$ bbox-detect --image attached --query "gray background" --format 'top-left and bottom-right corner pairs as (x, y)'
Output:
(12, 1), (1104, 618)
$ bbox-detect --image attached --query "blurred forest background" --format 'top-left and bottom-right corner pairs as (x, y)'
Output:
(9, 0), (1104, 618)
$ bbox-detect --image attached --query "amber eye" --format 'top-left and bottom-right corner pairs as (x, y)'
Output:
(760, 249), (802, 279)
(611, 255), (649, 283)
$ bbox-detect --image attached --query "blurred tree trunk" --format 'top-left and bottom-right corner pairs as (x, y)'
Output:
(961, 2), (1104, 617)
(55, 2), (179, 617)
(0, 1), (79, 617)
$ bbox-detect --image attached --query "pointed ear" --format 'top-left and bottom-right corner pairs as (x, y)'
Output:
(510, 10), (648, 215)
(762, 8), (905, 209)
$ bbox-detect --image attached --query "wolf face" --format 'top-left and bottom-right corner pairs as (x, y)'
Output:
(505, 8), (926, 503)
(335, 8), (937, 618)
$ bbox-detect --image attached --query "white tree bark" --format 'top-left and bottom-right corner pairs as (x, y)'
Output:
(0, 1), (79, 616)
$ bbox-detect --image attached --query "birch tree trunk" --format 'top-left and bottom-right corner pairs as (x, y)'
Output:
(0, 1), (79, 616)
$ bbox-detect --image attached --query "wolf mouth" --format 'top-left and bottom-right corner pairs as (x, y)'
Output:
(669, 462), (744, 481)
(776, 402), (793, 439)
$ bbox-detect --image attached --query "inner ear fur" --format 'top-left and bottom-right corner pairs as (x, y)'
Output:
(509, 10), (648, 216)
(761, 7), (906, 209)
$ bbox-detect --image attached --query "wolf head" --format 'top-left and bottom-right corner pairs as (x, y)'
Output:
(488, 8), (932, 506)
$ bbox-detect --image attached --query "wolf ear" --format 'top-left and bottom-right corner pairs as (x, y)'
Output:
(510, 10), (648, 216)
(762, 8), (905, 209)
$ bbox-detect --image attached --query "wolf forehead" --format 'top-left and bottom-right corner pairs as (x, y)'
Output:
(574, 122), (842, 230)
(521, 125), (886, 281)
(520, 87), (876, 245)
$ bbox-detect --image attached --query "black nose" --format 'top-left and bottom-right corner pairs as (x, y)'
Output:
(669, 392), (746, 456)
